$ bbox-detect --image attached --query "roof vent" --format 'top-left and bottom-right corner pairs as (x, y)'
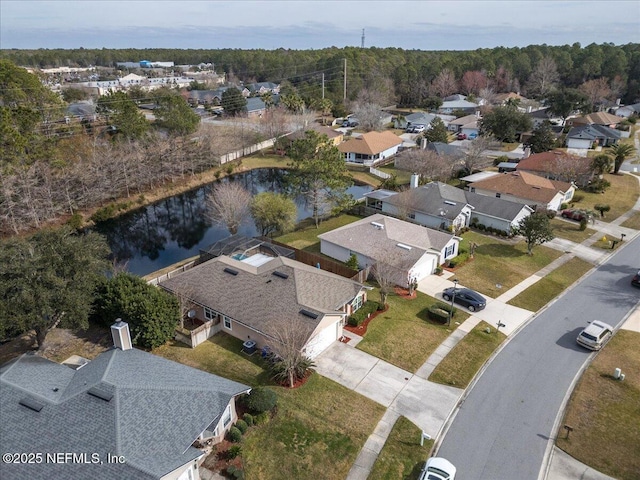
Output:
(223, 267), (239, 276)
(444, 200), (457, 206)
(299, 309), (319, 319)
(272, 271), (289, 280)
(370, 221), (384, 229)
(87, 387), (114, 402)
(396, 243), (412, 251)
(19, 397), (44, 412)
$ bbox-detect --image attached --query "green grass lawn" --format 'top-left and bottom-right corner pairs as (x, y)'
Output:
(368, 416), (431, 480)
(557, 330), (640, 480)
(237, 154), (291, 170)
(451, 231), (563, 298)
(550, 218), (597, 244)
(507, 257), (593, 311)
(570, 173), (639, 222)
(428, 321), (506, 388)
(154, 333), (385, 480)
(357, 291), (468, 372)
(274, 214), (363, 251)
(620, 210), (640, 230)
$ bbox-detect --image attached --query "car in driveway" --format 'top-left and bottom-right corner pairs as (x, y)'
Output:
(631, 269), (640, 288)
(456, 133), (467, 140)
(442, 287), (486, 312)
(419, 457), (456, 480)
(576, 320), (613, 350)
(561, 208), (588, 222)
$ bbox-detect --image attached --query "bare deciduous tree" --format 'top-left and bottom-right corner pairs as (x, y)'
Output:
(526, 57), (560, 98)
(395, 149), (453, 183)
(579, 77), (612, 111)
(430, 69), (458, 98)
(353, 102), (385, 132)
(462, 135), (494, 175)
(460, 70), (488, 96)
(265, 316), (316, 388)
(206, 181), (252, 234)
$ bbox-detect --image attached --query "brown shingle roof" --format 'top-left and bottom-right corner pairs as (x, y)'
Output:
(516, 150), (585, 173)
(469, 171), (571, 203)
(338, 131), (402, 155)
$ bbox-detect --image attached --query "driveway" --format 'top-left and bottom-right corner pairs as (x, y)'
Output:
(315, 342), (462, 436)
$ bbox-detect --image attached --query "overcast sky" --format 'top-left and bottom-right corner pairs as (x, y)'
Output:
(1, 0), (639, 51)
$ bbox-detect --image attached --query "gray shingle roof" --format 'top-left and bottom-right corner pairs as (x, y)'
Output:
(160, 256), (363, 338)
(464, 190), (532, 221)
(0, 349), (250, 480)
(385, 182), (468, 221)
(318, 213), (455, 270)
(426, 142), (465, 159)
(567, 124), (622, 140)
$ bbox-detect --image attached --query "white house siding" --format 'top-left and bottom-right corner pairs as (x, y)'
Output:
(567, 138), (592, 149)
(438, 238), (460, 265)
(408, 254), (437, 281)
(471, 213), (512, 232)
(163, 461), (201, 480)
(305, 314), (344, 358)
(320, 239), (368, 265)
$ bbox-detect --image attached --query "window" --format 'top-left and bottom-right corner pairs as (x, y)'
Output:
(470, 187), (476, 193)
(351, 295), (363, 312)
(223, 316), (232, 330)
(222, 405), (232, 428)
(445, 244), (455, 258)
(204, 307), (215, 321)
(408, 212), (416, 219)
(495, 193), (501, 198)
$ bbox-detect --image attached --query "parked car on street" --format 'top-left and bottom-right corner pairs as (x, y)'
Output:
(413, 124), (426, 133)
(576, 320), (613, 351)
(561, 209), (588, 222)
(456, 133), (467, 140)
(631, 269), (640, 288)
(442, 287), (486, 312)
(419, 457), (456, 480)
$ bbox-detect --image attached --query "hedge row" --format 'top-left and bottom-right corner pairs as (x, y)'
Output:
(348, 300), (381, 326)
(427, 302), (458, 323)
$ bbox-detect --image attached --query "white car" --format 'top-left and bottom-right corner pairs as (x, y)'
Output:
(576, 320), (613, 351)
(419, 457), (456, 480)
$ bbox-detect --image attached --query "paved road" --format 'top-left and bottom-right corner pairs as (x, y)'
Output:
(436, 234), (640, 480)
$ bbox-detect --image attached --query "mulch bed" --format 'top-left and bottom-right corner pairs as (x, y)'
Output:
(343, 303), (389, 336)
(394, 286), (417, 299)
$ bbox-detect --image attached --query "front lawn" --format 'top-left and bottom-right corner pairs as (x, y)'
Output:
(507, 257), (593, 311)
(570, 173), (639, 222)
(154, 333), (385, 480)
(557, 330), (640, 480)
(620, 210), (640, 230)
(368, 416), (431, 480)
(356, 291), (468, 372)
(274, 214), (363, 251)
(550, 218), (597, 244)
(428, 321), (506, 388)
(451, 231), (563, 298)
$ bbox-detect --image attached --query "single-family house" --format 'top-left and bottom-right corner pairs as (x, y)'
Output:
(160, 254), (366, 358)
(287, 124), (343, 146)
(447, 114), (479, 133)
(0, 320), (250, 480)
(566, 112), (623, 129)
(365, 180), (532, 234)
(566, 124), (622, 149)
(468, 171), (575, 211)
(615, 103), (640, 118)
(318, 213), (461, 286)
(516, 150), (593, 187)
(394, 112), (437, 129)
(527, 107), (563, 129)
(338, 130), (403, 166)
(439, 99), (479, 115)
(246, 97), (266, 117)
(245, 82), (280, 96)
(425, 142), (466, 160)
(66, 101), (97, 122)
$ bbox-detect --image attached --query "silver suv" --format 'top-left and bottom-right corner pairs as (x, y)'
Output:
(576, 320), (613, 351)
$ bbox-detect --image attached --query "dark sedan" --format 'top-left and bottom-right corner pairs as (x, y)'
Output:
(442, 287), (487, 312)
(632, 270), (640, 288)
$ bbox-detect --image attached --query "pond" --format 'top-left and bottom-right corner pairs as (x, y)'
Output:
(94, 168), (373, 276)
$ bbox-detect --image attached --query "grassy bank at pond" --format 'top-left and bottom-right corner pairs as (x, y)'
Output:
(452, 231), (563, 298)
(507, 257), (593, 311)
(274, 214), (363, 251)
(154, 333), (385, 480)
(356, 291), (468, 373)
(428, 321), (506, 388)
(557, 330), (640, 480)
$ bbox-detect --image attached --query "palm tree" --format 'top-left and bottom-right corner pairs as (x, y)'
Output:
(609, 143), (636, 174)
(590, 153), (613, 175)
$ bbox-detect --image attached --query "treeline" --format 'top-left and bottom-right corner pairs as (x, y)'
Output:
(2, 43), (639, 103)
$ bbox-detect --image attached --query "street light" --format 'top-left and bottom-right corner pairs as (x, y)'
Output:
(447, 279), (458, 326)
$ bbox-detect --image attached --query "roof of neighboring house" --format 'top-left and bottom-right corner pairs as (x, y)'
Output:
(0, 348), (250, 480)
(516, 150), (587, 173)
(289, 123), (342, 141)
(528, 107), (553, 119)
(443, 94), (467, 102)
(338, 131), (402, 155)
(494, 92), (527, 104)
(464, 189), (534, 221)
(616, 103), (640, 114)
(365, 189), (398, 201)
(246, 82), (279, 92)
(460, 171), (501, 183)
(449, 114), (478, 126)
(405, 112), (437, 125)
(425, 142), (465, 158)
(66, 101), (96, 118)
(160, 255), (363, 338)
(440, 99), (478, 110)
(385, 182), (469, 221)
(318, 213), (457, 269)
(246, 96), (266, 113)
(566, 124), (622, 141)
(572, 112), (623, 126)
(469, 171), (572, 204)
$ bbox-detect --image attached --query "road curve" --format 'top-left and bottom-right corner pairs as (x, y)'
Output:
(436, 234), (640, 480)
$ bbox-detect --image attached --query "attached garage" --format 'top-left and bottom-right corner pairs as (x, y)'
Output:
(304, 319), (342, 359)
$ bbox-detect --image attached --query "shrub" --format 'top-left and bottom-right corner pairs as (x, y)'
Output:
(214, 170), (222, 179)
(434, 301), (457, 317)
(254, 411), (271, 425)
(227, 445), (243, 459)
(572, 194), (584, 203)
(345, 253), (359, 270)
(579, 218), (588, 231)
(477, 223), (486, 231)
(225, 163), (234, 174)
(227, 426), (243, 443)
(348, 300), (381, 326)
(240, 387), (277, 413)
(434, 266), (443, 275)
(227, 465), (245, 480)
(235, 419), (248, 434)
(427, 305), (450, 323)
(560, 202), (569, 210)
(242, 413), (254, 426)
(66, 212), (83, 230)
(583, 179), (610, 193)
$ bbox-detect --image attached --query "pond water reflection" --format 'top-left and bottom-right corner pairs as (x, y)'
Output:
(94, 168), (372, 276)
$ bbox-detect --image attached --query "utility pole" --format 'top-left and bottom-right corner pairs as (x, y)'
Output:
(322, 73), (325, 99)
(343, 58), (347, 101)
(361, 29), (365, 48)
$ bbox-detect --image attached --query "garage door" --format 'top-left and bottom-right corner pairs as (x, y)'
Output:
(410, 257), (436, 283)
(304, 322), (339, 358)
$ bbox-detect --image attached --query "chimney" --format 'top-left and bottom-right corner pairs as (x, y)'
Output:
(421, 137), (427, 149)
(111, 319), (132, 351)
(410, 173), (420, 189)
